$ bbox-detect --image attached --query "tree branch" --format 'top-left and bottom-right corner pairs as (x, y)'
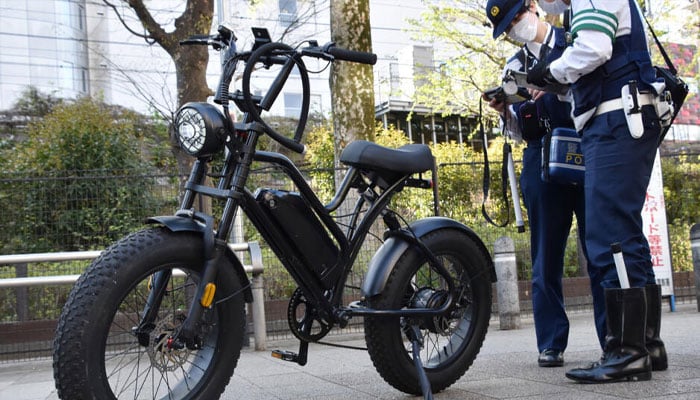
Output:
(124, 0), (170, 47)
(103, 0), (154, 43)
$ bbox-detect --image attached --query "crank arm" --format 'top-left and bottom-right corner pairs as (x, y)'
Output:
(272, 314), (312, 366)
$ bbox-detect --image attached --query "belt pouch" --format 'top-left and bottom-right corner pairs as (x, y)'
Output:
(541, 127), (585, 186)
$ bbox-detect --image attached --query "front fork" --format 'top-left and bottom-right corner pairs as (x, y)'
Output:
(135, 243), (224, 350)
(134, 269), (172, 347)
(135, 211), (226, 350)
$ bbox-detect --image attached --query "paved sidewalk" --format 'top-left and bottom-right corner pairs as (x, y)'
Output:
(1, 302), (698, 400)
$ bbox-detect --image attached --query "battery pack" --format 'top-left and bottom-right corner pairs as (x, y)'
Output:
(541, 127), (585, 186)
(255, 189), (340, 289)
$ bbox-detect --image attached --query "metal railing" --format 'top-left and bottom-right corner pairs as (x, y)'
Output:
(0, 241), (268, 351)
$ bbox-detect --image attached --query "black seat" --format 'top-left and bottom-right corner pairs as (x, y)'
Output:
(339, 140), (434, 174)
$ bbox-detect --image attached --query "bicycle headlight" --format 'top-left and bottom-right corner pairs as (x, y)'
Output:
(174, 102), (227, 157)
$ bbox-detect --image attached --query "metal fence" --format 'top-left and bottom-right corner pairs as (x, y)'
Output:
(1, 152), (698, 361)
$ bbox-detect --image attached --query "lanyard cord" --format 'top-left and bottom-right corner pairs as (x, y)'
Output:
(480, 97), (511, 228)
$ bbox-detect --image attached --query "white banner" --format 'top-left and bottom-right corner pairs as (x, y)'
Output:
(642, 150), (674, 297)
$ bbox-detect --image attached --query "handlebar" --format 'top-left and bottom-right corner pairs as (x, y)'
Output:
(183, 28), (377, 154)
(300, 42), (377, 65)
(180, 35), (211, 46)
(326, 44), (377, 65)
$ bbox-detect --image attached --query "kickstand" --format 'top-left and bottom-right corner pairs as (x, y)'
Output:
(406, 324), (433, 400)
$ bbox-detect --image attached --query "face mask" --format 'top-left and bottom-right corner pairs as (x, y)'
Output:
(539, 0), (569, 15)
(507, 11), (538, 43)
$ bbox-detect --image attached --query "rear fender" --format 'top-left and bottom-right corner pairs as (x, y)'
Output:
(147, 215), (253, 303)
(361, 217), (495, 297)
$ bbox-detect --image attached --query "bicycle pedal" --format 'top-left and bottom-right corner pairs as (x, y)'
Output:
(271, 350), (299, 362)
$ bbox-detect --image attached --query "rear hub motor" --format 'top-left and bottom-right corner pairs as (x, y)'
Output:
(410, 288), (451, 334)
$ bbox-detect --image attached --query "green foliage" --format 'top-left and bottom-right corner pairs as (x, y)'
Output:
(661, 153), (700, 272)
(10, 86), (63, 117)
(643, 0), (700, 87)
(14, 98), (141, 171)
(661, 154), (700, 226)
(668, 221), (692, 273)
(407, 0), (522, 130)
(0, 97), (160, 252)
(304, 121), (337, 203)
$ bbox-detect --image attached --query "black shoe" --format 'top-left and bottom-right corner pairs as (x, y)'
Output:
(538, 349), (564, 367)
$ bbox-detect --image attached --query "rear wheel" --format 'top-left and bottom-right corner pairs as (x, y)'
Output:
(53, 228), (247, 399)
(364, 228), (492, 395)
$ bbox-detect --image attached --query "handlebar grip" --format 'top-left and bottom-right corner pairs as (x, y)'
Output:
(327, 46), (377, 65)
(180, 35), (210, 45)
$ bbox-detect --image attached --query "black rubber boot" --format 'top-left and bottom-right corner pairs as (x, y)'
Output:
(566, 287), (651, 383)
(645, 284), (668, 371)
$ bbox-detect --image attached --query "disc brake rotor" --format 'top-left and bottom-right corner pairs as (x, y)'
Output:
(147, 314), (191, 372)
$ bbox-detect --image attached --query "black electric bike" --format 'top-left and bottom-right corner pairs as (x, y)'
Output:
(53, 26), (495, 400)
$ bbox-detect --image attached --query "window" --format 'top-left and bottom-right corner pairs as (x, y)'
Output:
(75, 4), (85, 31)
(57, 1), (85, 31)
(309, 93), (323, 115)
(80, 67), (88, 92)
(284, 93), (302, 117)
(389, 62), (400, 95)
(279, 0), (297, 26)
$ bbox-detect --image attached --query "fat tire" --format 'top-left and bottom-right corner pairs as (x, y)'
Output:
(53, 227), (246, 400)
(364, 228), (492, 395)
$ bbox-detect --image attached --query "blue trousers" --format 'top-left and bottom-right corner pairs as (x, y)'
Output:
(581, 105), (660, 347)
(520, 142), (586, 354)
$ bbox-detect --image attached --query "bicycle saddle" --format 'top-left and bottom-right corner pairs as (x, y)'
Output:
(339, 140), (434, 174)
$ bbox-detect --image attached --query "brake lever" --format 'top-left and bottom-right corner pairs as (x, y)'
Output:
(209, 39), (225, 51)
(300, 41), (334, 62)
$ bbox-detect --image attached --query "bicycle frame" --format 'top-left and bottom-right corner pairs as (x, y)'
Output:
(141, 26), (460, 351)
(175, 122), (450, 324)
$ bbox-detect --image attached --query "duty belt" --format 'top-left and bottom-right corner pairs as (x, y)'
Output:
(594, 93), (655, 116)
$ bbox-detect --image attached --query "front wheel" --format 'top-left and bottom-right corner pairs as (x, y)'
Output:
(364, 228), (492, 395)
(53, 228), (247, 400)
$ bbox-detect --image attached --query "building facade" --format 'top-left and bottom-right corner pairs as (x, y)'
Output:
(0, 0), (90, 109)
(0, 0), (696, 145)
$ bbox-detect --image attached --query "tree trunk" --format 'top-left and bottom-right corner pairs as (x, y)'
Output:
(110, 0), (215, 179)
(169, 44), (213, 181)
(328, 0), (375, 230)
(329, 0), (376, 177)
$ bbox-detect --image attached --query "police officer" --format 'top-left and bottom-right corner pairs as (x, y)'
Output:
(484, 0), (587, 368)
(527, 0), (667, 383)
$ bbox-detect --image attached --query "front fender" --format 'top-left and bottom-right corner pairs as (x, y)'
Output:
(147, 215), (207, 233)
(361, 217), (495, 297)
(147, 215), (253, 303)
